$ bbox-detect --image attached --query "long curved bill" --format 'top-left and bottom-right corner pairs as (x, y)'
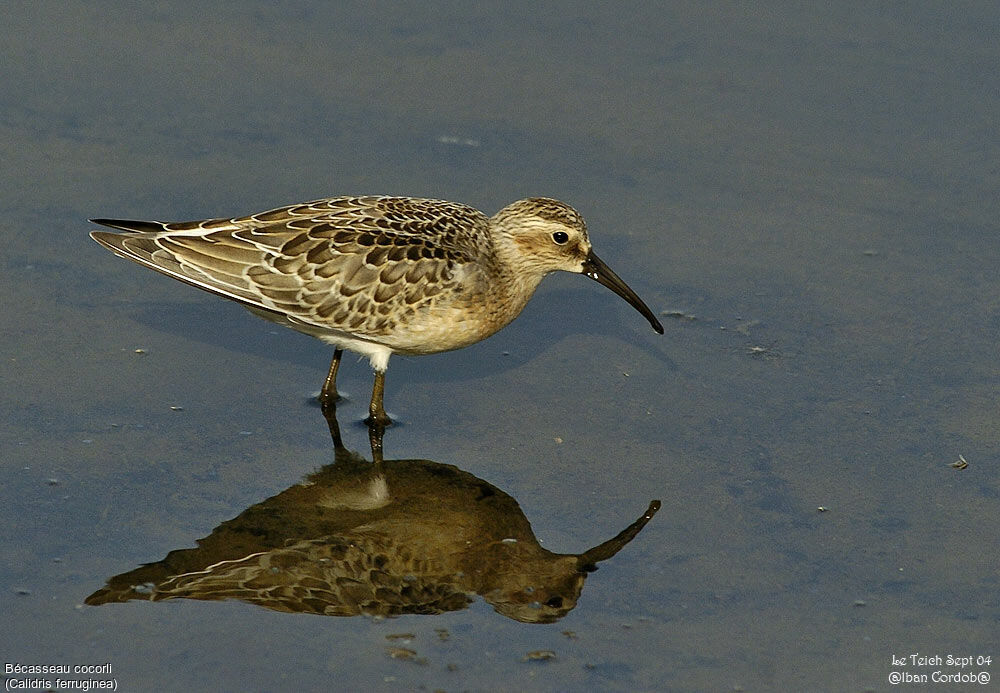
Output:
(582, 250), (664, 334)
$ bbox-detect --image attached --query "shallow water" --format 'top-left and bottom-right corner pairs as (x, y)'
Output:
(3, 3), (998, 691)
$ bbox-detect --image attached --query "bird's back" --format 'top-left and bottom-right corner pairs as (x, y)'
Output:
(91, 196), (503, 351)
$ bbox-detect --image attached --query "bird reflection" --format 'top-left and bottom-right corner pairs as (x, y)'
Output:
(86, 403), (659, 623)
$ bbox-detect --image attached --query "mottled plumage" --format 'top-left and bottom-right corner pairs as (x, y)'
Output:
(84, 444), (661, 623)
(91, 196), (663, 423)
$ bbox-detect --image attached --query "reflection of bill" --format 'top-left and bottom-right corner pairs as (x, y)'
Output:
(87, 405), (659, 624)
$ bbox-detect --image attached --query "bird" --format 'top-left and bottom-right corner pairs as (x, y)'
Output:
(90, 195), (663, 425)
(85, 402), (662, 623)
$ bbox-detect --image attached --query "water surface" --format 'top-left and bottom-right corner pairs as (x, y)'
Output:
(2, 3), (998, 691)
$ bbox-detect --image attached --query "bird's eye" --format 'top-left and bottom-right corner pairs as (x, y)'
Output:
(552, 231), (569, 245)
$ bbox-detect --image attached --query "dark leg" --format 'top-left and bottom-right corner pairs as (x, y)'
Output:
(319, 348), (344, 404)
(368, 417), (386, 467)
(319, 388), (380, 469)
(319, 392), (345, 450)
(364, 369), (392, 427)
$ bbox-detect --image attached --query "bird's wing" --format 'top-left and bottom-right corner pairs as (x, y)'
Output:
(90, 196), (491, 335)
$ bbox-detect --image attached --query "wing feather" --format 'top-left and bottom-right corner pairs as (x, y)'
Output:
(90, 196), (493, 338)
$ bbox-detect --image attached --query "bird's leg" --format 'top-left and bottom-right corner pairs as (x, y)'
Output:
(364, 369), (392, 427)
(319, 392), (348, 454)
(368, 417), (386, 468)
(365, 369), (389, 467)
(319, 348), (344, 405)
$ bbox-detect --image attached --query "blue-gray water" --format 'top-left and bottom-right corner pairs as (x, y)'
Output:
(2, 3), (997, 691)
